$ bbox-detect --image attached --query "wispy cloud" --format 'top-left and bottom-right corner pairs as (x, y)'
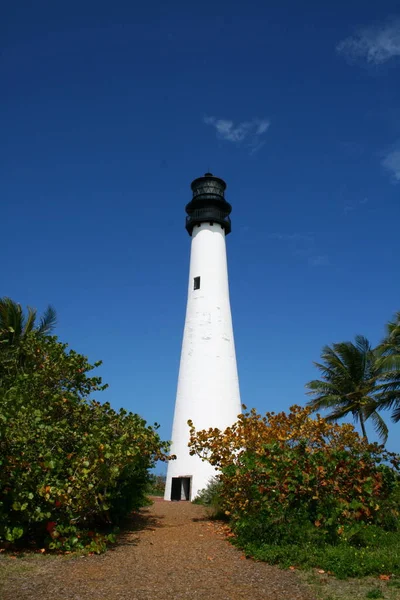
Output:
(344, 197), (369, 215)
(204, 116), (270, 153)
(268, 232), (329, 267)
(337, 19), (400, 65)
(381, 149), (400, 181)
(268, 233), (314, 244)
(308, 255), (330, 267)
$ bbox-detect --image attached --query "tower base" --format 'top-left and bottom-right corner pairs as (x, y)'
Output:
(164, 455), (218, 501)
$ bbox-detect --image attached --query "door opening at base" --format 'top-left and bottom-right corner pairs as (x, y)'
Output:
(171, 477), (191, 501)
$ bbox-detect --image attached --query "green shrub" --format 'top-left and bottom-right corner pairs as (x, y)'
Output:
(0, 334), (170, 552)
(189, 406), (400, 577)
(192, 477), (225, 517)
(147, 474), (166, 496)
(193, 477), (221, 504)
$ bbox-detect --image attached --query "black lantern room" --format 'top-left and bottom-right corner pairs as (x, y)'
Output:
(185, 173), (232, 236)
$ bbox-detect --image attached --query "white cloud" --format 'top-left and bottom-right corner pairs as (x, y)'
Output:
(255, 120), (270, 135)
(308, 255), (330, 267)
(337, 19), (400, 64)
(269, 232), (330, 266)
(268, 233), (314, 243)
(343, 197), (369, 215)
(382, 149), (400, 181)
(203, 116), (270, 153)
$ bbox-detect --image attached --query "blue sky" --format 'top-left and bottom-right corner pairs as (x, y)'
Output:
(2, 1), (400, 459)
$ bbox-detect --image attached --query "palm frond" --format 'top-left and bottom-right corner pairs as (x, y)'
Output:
(306, 379), (339, 395)
(374, 391), (400, 411)
(321, 345), (349, 376)
(312, 361), (339, 381)
(0, 297), (57, 346)
(0, 298), (24, 343)
(37, 305), (57, 335)
(354, 335), (372, 355)
(308, 334), (384, 441)
(23, 307), (37, 336)
(377, 354), (400, 373)
(324, 406), (355, 422)
(369, 411), (389, 444)
(378, 312), (400, 358)
(392, 404), (400, 423)
(306, 393), (344, 412)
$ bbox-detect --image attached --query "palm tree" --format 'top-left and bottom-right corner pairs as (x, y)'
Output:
(376, 312), (400, 422)
(306, 335), (388, 444)
(0, 297), (57, 346)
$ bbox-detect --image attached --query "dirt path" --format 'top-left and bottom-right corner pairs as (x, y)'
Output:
(0, 498), (315, 600)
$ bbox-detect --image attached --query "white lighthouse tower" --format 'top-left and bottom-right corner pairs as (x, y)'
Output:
(164, 173), (241, 501)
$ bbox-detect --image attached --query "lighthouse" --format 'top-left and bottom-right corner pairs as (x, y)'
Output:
(164, 173), (241, 501)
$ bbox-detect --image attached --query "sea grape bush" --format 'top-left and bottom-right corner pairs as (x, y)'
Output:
(0, 334), (170, 552)
(147, 474), (166, 496)
(188, 406), (400, 547)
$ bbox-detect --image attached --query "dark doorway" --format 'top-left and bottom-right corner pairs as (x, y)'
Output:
(171, 478), (181, 500)
(171, 477), (191, 501)
(181, 477), (190, 500)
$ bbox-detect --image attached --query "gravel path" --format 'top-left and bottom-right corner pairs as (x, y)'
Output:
(0, 498), (315, 600)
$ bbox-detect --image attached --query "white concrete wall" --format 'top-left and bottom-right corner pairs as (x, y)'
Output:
(165, 222), (241, 500)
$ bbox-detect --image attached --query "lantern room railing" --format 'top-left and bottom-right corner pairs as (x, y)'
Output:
(185, 207), (231, 235)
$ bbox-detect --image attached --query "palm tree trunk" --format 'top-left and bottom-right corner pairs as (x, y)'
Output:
(359, 413), (368, 442)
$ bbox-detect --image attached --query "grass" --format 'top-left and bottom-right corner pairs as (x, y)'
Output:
(297, 571), (400, 600)
(389, 581), (400, 589)
(236, 526), (400, 579)
(365, 589), (385, 599)
(241, 538), (400, 579)
(0, 552), (69, 595)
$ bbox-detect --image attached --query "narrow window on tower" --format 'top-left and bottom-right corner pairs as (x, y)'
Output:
(194, 276), (200, 290)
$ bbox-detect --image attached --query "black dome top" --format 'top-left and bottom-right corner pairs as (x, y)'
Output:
(185, 173), (232, 236)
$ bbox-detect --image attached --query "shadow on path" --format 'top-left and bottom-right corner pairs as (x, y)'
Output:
(0, 498), (316, 600)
